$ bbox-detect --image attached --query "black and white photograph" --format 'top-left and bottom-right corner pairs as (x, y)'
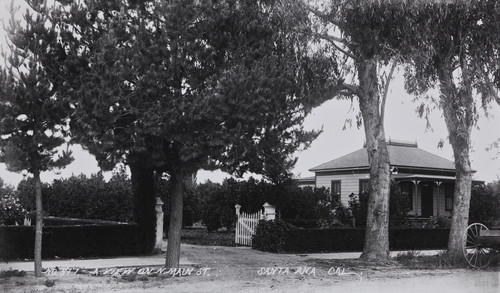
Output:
(0, 0), (499, 292)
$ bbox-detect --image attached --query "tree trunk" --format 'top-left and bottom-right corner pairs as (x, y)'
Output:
(438, 65), (474, 258)
(130, 162), (156, 254)
(34, 167), (43, 277)
(165, 169), (189, 268)
(357, 58), (391, 262)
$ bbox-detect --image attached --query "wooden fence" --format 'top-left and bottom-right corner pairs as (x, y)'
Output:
(235, 203), (275, 246)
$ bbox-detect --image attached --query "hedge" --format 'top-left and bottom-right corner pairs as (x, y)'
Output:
(0, 218), (143, 260)
(255, 225), (449, 253)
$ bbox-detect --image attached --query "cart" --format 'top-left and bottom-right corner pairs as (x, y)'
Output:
(462, 223), (500, 268)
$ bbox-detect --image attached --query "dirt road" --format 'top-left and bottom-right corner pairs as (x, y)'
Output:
(1, 244), (498, 292)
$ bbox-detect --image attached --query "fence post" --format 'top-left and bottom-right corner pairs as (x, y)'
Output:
(235, 204), (241, 245)
(263, 202), (276, 220)
(154, 197), (164, 250)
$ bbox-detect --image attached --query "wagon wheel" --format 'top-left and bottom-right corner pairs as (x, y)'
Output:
(463, 223), (492, 268)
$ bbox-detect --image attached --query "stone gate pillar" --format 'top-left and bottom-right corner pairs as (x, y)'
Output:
(155, 197), (164, 250)
(263, 202), (276, 220)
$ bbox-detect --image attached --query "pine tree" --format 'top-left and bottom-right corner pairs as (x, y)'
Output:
(0, 0), (73, 277)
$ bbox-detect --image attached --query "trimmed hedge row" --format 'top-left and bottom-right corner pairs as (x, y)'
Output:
(253, 221), (449, 253)
(282, 228), (449, 253)
(0, 219), (142, 260)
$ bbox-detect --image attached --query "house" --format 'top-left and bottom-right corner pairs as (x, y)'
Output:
(298, 139), (482, 218)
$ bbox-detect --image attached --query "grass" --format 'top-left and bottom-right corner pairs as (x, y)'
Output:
(395, 250), (466, 268)
(0, 269), (26, 278)
(181, 227), (235, 246)
(395, 250), (500, 269)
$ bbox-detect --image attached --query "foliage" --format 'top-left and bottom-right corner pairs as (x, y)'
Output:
(195, 178), (332, 232)
(277, 184), (331, 221)
(421, 216), (451, 229)
(0, 178), (15, 197)
(16, 170), (133, 222)
(0, 0), (73, 175)
(348, 191), (369, 227)
(197, 180), (236, 232)
(252, 220), (294, 253)
(15, 178), (51, 214)
(0, 269), (26, 278)
(181, 228), (235, 247)
(469, 182), (500, 224)
(0, 178), (26, 224)
(0, 223), (140, 260)
(0, 193), (28, 225)
(396, 251), (469, 269)
(48, 0), (336, 181)
(157, 176), (201, 229)
(348, 180), (411, 227)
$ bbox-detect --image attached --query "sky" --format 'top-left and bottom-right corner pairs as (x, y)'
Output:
(1, 2), (499, 188)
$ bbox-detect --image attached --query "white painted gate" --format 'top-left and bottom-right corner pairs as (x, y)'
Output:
(235, 203), (276, 246)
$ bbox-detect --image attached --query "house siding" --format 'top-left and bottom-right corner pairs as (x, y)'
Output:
(316, 173), (370, 206)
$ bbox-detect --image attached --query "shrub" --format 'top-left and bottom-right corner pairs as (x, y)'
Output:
(197, 177), (333, 231)
(157, 176), (201, 231)
(252, 220), (294, 253)
(0, 269), (26, 277)
(0, 221), (141, 260)
(277, 184), (331, 222)
(16, 170), (134, 222)
(0, 193), (28, 225)
(197, 180), (235, 232)
(422, 216), (451, 229)
(469, 182), (500, 225)
(348, 180), (411, 227)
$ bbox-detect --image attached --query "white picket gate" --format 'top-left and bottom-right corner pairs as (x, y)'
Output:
(235, 203), (276, 246)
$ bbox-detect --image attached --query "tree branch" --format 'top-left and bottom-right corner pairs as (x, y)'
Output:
(380, 59), (397, 123)
(305, 4), (341, 27)
(314, 32), (357, 60)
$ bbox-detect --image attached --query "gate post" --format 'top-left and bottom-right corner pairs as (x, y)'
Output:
(235, 204), (241, 245)
(263, 202), (276, 220)
(155, 197), (164, 250)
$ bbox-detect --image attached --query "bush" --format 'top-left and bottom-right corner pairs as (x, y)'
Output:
(469, 182), (500, 225)
(422, 216), (451, 228)
(197, 181), (233, 232)
(258, 228), (449, 253)
(348, 180), (411, 227)
(16, 170), (133, 222)
(197, 178), (332, 231)
(0, 193), (28, 225)
(157, 176), (201, 231)
(0, 219), (141, 260)
(252, 220), (294, 253)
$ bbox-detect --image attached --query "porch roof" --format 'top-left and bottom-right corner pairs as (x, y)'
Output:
(393, 174), (455, 182)
(394, 174), (484, 184)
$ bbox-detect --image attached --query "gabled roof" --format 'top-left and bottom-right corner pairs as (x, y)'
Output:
(310, 141), (456, 172)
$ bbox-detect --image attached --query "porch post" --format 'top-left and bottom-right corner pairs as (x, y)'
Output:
(435, 181), (443, 217)
(412, 180), (419, 218)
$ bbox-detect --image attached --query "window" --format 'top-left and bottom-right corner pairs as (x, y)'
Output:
(445, 184), (454, 211)
(359, 179), (370, 196)
(331, 180), (341, 202)
(400, 181), (413, 210)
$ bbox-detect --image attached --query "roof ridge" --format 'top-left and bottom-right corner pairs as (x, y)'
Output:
(309, 148), (367, 171)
